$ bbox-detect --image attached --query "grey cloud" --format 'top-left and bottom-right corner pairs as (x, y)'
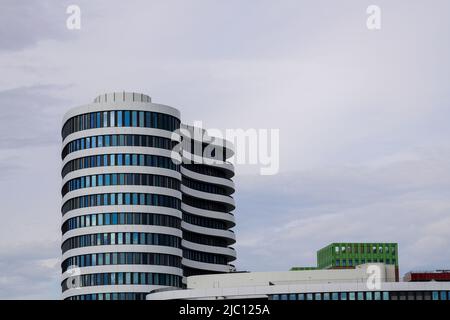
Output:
(0, 85), (69, 149)
(233, 148), (450, 274)
(0, 241), (60, 299)
(0, 0), (75, 51)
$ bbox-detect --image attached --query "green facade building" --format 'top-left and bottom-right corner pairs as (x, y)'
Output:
(291, 242), (399, 281)
(317, 242), (398, 269)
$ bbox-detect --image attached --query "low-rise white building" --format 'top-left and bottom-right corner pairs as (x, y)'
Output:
(145, 263), (450, 301)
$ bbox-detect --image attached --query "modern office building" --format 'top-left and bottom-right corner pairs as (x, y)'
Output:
(179, 124), (236, 278)
(61, 92), (236, 300)
(316, 242), (398, 270)
(291, 242), (399, 280)
(147, 263), (450, 301)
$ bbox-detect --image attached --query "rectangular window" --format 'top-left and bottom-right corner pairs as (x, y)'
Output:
(110, 111), (115, 127)
(117, 111), (123, 127)
(96, 112), (101, 128)
(139, 111), (144, 127)
(145, 112), (151, 127)
(112, 174), (118, 185)
(132, 111), (137, 127)
(112, 213), (118, 225)
(153, 113), (158, 127)
(124, 111), (131, 126)
(105, 135), (110, 147)
(112, 135), (117, 146)
(103, 112), (108, 127)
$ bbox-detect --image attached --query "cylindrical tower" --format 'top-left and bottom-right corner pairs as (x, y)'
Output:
(180, 125), (237, 279)
(61, 92), (183, 300)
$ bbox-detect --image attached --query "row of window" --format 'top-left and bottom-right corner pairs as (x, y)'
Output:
(333, 244), (396, 255)
(182, 194), (228, 213)
(62, 212), (181, 233)
(62, 110), (180, 139)
(183, 163), (228, 178)
(62, 173), (180, 196)
(183, 266), (222, 278)
(183, 248), (228, 265)
(62, 252), (181, 272)
(181, 139), (229, 162)
(62, 134), (177, 159)
(62, 154), (179, 178)
(66, 292), (147, 300)
(182, 212), (227, 230)
(183, 230), (228, 248)
(334, 258), (396, 267)
(62, 232), (181, 253)
(182, 176), (228, 195)
(62, 272), (181, 292)
(271, 290), (450, 301)
(62, 193), (181, 215)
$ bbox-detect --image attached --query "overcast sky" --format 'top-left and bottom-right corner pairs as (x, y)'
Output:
(1, 0), (450, 299)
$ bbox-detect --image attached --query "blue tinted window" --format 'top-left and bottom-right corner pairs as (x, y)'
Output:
(139, 111), (144, 127)
(132, 111), (137, 127)
(112, 213), (118, 225)
(124, 111), (131, 126)
(117, 111), (123, 127)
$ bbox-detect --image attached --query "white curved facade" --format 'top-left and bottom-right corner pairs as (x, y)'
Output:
(61, 92), (184, 300)
(179, 125), (237, 278)
(61, 92), (237, 300)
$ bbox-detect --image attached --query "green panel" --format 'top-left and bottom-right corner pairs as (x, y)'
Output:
(316, 242), (398, 269)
